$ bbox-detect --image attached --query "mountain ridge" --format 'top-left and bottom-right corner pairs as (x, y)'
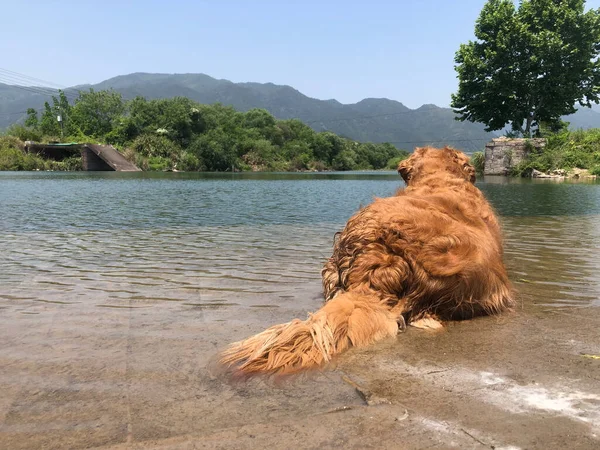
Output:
(2, 72), (600, 151)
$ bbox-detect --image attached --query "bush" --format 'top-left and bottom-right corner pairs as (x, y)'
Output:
(130, 134), (181, 159)
(178, 152), (203, 171)
(470, 151), (485, 174)
(4, 91), (421, 172)
(513, 129), (600, 176)
(0, 146), (47, 171)
(47, 156), (82, 171)
(147, 156), (171, 171)
(5, 125), (43, 142)
(0, 135), (25, 150)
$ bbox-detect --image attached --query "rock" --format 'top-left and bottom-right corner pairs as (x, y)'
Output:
(531, 169), (562, 179)
(569, 168), (596, 179)
(551, 169), (566, 176)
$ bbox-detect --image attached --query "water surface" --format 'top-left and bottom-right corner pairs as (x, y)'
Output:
(1, 171), (599, 311)
(2, 171), (600, 449)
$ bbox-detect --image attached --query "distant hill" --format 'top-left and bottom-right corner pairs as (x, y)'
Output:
(2, 72), (600, 151)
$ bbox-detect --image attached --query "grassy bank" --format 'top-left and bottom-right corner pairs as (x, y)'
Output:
(513, 129), (600, 176)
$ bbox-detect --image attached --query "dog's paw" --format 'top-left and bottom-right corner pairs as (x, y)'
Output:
(409, 316), (444, 331)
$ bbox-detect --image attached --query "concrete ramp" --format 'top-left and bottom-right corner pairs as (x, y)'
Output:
(83, 144), (141, 172)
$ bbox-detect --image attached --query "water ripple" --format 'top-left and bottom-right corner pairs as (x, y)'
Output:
(1, 172), (599, 313)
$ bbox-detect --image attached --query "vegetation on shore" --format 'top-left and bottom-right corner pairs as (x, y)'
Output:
(511, 128), (600, 177)
(0, 90), (409, 172)
(469, 126), (600, 177)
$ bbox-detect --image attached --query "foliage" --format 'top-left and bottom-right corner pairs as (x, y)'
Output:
(5, 90), (409, 172)
(5, 124), (43, 142)
(0, 137), (45, 171)
(130, 133), (181, 159)
(24, 108), (38, 129)
(470, 151), (485, 174)
(452, 0), (600, 136)
(512, 128), (600, 175)
(70, 89), (125, 138)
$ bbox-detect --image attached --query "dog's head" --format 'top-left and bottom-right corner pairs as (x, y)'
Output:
(397, 147), (476, 185)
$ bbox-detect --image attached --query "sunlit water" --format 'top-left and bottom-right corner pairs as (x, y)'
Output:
(1, 171), (599, 313)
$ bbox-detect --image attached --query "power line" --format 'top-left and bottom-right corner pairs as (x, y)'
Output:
(0, 82), (58, 98)
(0, 68), (67, 89)
(0, 78), (79, 103)
(0, 67), (82, 102)
(0, 72), (65, 95)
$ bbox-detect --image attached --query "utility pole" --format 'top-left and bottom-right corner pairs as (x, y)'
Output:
(56, 107), (64, 139)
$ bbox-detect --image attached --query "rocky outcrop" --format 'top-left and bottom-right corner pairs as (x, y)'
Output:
(531, 169), (562, 179)
(484, 137), (547, 175)
(530, 168), (597, 180)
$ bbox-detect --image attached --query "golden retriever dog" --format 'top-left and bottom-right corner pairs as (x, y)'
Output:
(220, 147), (514, 376)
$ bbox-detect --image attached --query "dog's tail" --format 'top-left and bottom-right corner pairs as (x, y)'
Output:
(219, 291), (399, 376)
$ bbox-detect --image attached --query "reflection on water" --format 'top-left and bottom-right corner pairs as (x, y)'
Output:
(1, 171), (599, 313)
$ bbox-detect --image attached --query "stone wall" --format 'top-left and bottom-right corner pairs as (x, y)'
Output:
(483, 137), (546, 175)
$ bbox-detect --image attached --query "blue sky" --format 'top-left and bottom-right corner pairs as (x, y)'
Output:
(3, 0), (600, 108)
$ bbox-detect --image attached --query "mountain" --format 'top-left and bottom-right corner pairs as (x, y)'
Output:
(3, 72), (600, 151)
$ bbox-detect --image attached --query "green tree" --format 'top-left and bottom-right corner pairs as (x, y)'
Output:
(24, 108), (38, 129)
(451, 0), (600, 136)
(40, 101), (60, 136)
(70, 89), (125, 137)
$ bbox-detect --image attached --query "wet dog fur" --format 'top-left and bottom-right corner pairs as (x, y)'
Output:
(220, 147), (514, 376)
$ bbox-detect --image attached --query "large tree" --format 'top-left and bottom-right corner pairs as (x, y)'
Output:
(70, 89), (125, 138)
(451, 0), (600, 135)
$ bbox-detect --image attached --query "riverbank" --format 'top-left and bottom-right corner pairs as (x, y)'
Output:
(0, 135), (407, 173)
(2, 92), (409, 173)
(478, 130), (600, 179)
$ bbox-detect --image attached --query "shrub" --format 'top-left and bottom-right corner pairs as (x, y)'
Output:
(130, 134), (181, 159)
(0, 146), (47, 171)
(178, 152), (203, 171)
(5, 125), (43, 142)
(470, 151), (485, 174)
(147, 156), (171, 171)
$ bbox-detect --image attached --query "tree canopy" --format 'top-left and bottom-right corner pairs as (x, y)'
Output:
(16, 89), (408, 172)
(451, 0), (600, 135)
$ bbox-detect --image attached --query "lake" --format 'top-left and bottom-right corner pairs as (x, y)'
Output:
(1, 171), (600, 449)
(2, 171), (599, 310)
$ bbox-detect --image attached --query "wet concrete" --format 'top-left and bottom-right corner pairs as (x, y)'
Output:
(1, 276), (599, 449)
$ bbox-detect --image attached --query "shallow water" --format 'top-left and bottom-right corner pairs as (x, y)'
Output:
(1, 171), (599, 312)
(1, 171), (600, 449)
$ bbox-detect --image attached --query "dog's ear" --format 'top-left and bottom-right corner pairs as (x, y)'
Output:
(397, 158), (413, 183)
(445, 147), (476, 183)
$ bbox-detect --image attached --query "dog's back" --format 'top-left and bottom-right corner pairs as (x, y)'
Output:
(221, 147), (514, 376)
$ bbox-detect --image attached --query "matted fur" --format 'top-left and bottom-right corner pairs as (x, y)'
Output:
(220, 147), (514, 376)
